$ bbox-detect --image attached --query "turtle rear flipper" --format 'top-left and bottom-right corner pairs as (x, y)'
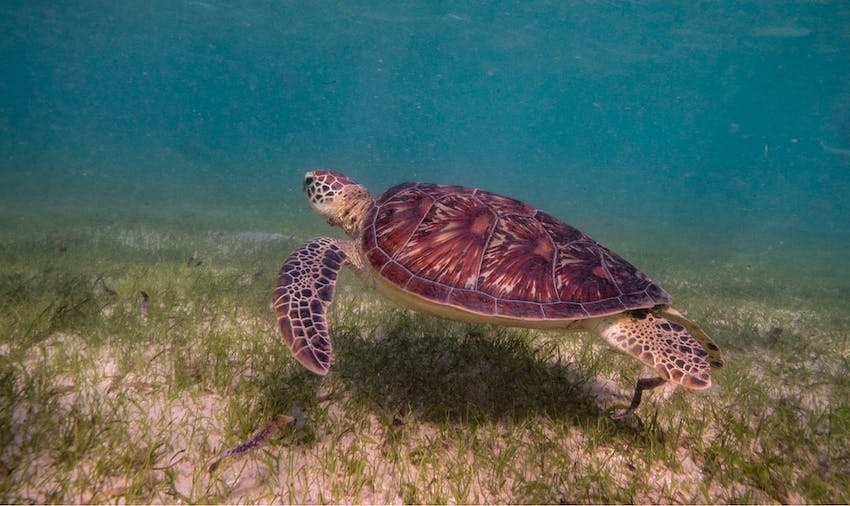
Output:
(594, 309), (714, 418)
(273, 237), (353, 374)
(597, 309), (713, 388)
(657, 306), (724, 369)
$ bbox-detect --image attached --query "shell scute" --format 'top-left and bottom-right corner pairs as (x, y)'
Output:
(394, 193), (493, 289)
(381, 261), (412, 287)
(449, 289), (497, 314)
(542, 302), (589, 319)
(406, 276), (451, 302)
(362, 223), (377, 251)
(598, 247), (655, 293)
(619, 291), (660, 309)
(553, 241), (620, 302)
(647, 282), (672, 303)
(536, 210), (592, 244)
(582, 297), (628, 315)
(496, 300), (544, 319)
(474, 189), (536, 215)
(374, 188), (433, 257)
(366, 247), (391, 271)
(478, 214), (557, 302)
(411, 182), (473, 199)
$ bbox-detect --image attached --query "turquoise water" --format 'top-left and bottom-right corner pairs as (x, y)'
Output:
(2, 1), (849, 283)
(3, 5), (850, 502)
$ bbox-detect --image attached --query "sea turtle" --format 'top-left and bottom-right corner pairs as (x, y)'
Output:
(274, 170), (723, 418)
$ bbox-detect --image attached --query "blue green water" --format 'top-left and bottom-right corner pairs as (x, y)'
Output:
(2, 1), (850, 284)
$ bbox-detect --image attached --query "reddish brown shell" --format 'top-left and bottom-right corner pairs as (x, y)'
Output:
(361, 182), (671, 320)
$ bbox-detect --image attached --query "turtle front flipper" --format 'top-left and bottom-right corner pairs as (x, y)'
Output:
(594, 308), (714, 418)
(273, 237), (353, 374)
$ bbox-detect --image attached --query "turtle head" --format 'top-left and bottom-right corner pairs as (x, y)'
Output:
(303, 170), (373, 237)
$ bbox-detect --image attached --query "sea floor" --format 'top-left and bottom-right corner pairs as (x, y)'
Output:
(1, 193), (848, 503)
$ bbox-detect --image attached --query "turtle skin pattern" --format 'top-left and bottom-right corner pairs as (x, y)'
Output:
(361, 182), (671, 320)
(273, 237), (348, 374)
(609, 309), (711, 387)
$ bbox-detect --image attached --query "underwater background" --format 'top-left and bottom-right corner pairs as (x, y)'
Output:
(3, 0), (849, 275)
(3, 1), (850, 502)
